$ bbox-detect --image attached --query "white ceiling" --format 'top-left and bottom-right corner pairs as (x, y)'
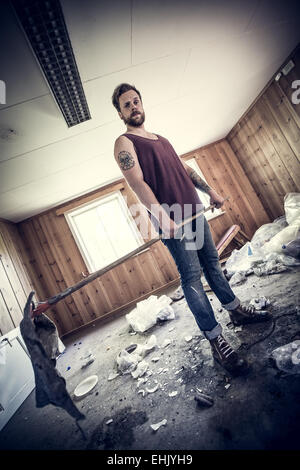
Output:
(0, 0), (299, 223)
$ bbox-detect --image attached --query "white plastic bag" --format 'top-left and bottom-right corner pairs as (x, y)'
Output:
(264, 224), (300, 254)
(270, 340), (300, 375)
(284, 193), (300, 225)
(126, 295), (174, 333)
(251, 217), (287, 249)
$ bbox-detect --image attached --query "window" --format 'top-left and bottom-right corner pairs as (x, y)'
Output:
(185, 158), (224, 221)
(65, 191), (144, 272)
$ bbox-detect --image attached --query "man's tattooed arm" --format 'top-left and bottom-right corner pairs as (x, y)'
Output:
(117, 150), (135, 170)
(186, 168), (212, 193)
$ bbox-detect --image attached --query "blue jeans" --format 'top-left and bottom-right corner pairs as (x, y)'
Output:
(162, 215), (240, 340)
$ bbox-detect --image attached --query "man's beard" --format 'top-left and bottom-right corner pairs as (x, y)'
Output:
(123, 111), (145, 127)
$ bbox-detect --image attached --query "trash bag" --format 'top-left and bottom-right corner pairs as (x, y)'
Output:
(282, 238), (300, 259)
(270, 340), (300, 375)
(251, 217), (287, 249)
(264, 224), (300, 254)
(284, 193), (300, 225)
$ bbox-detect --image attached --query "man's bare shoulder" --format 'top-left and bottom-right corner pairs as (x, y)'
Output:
(114, 134), (133, 152)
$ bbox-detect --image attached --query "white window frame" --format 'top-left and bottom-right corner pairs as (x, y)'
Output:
(65, 190), (144, 273)
(185, 158), (225, 221)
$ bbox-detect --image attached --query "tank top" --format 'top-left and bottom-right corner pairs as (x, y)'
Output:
(122, 133), (203, 224)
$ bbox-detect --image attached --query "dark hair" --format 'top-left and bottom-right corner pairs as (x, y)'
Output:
(112, 83), (142, 112)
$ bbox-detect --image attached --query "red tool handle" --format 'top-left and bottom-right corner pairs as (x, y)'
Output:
(32, 301), (51, 318)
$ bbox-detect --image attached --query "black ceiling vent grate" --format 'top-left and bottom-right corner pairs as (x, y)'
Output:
(11, 0), (91, 127)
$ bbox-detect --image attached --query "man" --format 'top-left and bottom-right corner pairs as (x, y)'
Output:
(112, 83), (271, 376)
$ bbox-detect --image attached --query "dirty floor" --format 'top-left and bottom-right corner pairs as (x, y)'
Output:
(1, 267), (300, 450)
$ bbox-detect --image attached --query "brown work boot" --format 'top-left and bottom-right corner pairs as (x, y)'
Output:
(229, 303), (272, 326)
(209, 334), (249, 376)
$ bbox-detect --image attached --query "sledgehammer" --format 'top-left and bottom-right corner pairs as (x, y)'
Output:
(31, 198), (229, 318)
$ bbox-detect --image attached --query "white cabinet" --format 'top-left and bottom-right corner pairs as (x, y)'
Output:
(0, 327), (35, 431)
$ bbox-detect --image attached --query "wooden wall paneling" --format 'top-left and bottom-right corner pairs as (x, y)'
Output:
(38, 212), (95, 327)
(247, 108), (299, 195)
(0, 223), (34, 301)
(242, 115), (293, 217)
(149, 242), (179, 284)
(0, 233), (23, 325)
(196, 146), (252, 234)
(278, 66), (300, 122)
(216, 141), (269, 231)
(264, 83), (300, 158)
(228, 129), (271, 213)
(0, 288), (15, 335)
(96, 271), (125, 310)
(245, 110), (289, 208)
(31, 218), (84, 326)
(233, 119), (280, 220)
(218, 140), (270, 227)
(20, 221), (72, 335)
(121, 255), (152, 299)
(132, 250), (166, 292)
(255, 99), (300, 189)
(51, 210), (113, 321)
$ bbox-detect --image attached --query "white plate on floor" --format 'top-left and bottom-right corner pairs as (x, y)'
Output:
(74, 375), (98, 399)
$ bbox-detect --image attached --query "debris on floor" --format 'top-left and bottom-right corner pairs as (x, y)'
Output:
(150, 419), (167, 432)
(270, 340), (300, 375)
(225, 193), (300, 284)
(169, 285), (184, 301)
(125, 295), (174, 333)
(249, 296), (271, 310)
(80, 350), (95, 369)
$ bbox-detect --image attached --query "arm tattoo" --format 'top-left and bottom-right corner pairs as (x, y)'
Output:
(117, 151), (135, 170)
(189, 169), (212, 193)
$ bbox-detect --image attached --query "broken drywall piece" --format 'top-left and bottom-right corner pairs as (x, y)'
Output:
(234, 327), (243, 333)
(146, 384), (160, 393)
(116, 335), (157, 374)
(108, 372), (120, 381)
(126, 295), (174, 333)
(185, 335), (193, 342)
(150, 419), (167, 431)
(168, 391), (178, 397)
(249, 296), (270, 310)
(116, 349), (141, 374)
(131, 360), (149, 379)
(229, 271), (247, 286)
(106, 419), (113, 425)
(151, 357), (160, 362)
(161, 339), (171, 348)
(225, 384), (231, 389)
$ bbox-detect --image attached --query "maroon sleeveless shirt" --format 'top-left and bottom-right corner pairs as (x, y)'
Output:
(123, 133), (203, 223)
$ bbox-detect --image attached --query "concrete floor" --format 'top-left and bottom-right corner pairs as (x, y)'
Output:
(1, 267), (300, 450)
